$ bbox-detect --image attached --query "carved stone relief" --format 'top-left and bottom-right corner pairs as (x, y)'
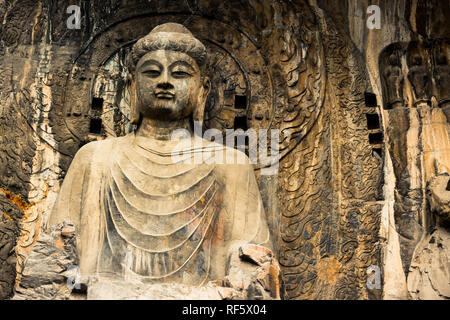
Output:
(380, 40), (450, 110)
(0, 0), (414, 300)
(380, 37), (450, 297)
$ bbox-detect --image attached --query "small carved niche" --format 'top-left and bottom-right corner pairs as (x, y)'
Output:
(91, 97), (104, 112)
(366, 114), (380, 130)
(234, 95), (247, 109)
(233, 115), (249, 152)
(372, 148), (382, 157)
(369, 132), (384, 145)
(365, 92), (377, 107)
(366, 111), (384, 158)
(89, 118), (102, 134)
(234, 115), (248, 131)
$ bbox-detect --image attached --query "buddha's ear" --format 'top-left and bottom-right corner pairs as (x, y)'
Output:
(193, 76), (211, 124)
(127, 73), (141, 125)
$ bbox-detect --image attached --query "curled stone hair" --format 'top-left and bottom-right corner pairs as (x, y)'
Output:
(127, 23), (207, 74)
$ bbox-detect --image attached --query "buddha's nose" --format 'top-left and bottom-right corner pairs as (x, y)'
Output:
(157, 81), (174, 90)
(157, 70), (174, 89)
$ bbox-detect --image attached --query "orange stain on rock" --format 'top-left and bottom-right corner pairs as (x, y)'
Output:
(317, 256), (342, 285)
(54, 235), (64, 250)
(0, 187), (34, 211)
(2, 212), (14, 221)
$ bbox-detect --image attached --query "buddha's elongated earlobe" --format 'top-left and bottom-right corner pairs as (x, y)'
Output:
(127, 74), (141, 125)
(193, 77), (211, 126)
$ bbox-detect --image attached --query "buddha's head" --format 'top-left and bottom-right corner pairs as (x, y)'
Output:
(127, 23), (210, 125)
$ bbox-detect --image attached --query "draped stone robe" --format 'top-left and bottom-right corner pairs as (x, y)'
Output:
(48, 133), (271, 286)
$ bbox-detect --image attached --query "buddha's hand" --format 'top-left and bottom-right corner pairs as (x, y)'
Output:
(216, 242), (281, 300)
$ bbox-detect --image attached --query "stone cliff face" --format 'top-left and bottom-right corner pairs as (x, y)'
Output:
(0, 0), (448, 299)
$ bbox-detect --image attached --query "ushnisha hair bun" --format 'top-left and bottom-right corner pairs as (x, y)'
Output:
(127, 23), (207, 73)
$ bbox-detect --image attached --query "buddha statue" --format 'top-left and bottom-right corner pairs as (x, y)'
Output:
(383, 53), (404, 109)
(44, 23), (278, 299)
(435, 52), (450, 110)
(407, 53), (432, 107)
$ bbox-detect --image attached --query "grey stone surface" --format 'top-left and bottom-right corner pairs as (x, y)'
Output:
(88, 281), (239, 300)
(87, 243), (281, 300)
(407, 174), (450, 300)
(13, 221), (79, 300)
(407, 228), (450, 300)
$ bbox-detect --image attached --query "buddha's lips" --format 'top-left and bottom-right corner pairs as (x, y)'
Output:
(155, 91), (175, 99)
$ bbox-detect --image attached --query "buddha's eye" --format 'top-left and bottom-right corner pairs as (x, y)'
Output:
(171, 70), (191, 78)
(142, 70), (160, 77)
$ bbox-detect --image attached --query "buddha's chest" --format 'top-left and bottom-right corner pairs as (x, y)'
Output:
(99, 146), (226, 282)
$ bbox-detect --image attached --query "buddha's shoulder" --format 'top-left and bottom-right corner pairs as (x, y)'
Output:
(73, 135), (131, 161)
(198, 139), (254, 180)
(199, 138), (250, 164)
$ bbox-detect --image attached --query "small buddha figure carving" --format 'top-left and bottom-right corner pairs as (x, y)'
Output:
(434, 52), (450, 109)
(407, 54), (432, 107)
(383, 53), (404, 109)
(44, 23), (279, 300)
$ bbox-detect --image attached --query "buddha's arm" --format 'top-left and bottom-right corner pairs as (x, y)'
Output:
(221, 162), (280, 298)
(47, 144), (93, 229)
(47, 141), (107, 276)
(226, 161), (272, 249)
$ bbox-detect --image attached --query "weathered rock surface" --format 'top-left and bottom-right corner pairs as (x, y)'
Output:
(407, 228), (450, 299)
(407, 173), (450, 299)
(223, 243), (281, 300)
(13, 221), (79, 300)
(427, 174), (450, 226)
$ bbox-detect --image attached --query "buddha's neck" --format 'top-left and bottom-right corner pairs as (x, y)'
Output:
(136, 117), (193, 141)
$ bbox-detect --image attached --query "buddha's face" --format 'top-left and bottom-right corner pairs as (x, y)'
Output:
(134, 49), (207, 121)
